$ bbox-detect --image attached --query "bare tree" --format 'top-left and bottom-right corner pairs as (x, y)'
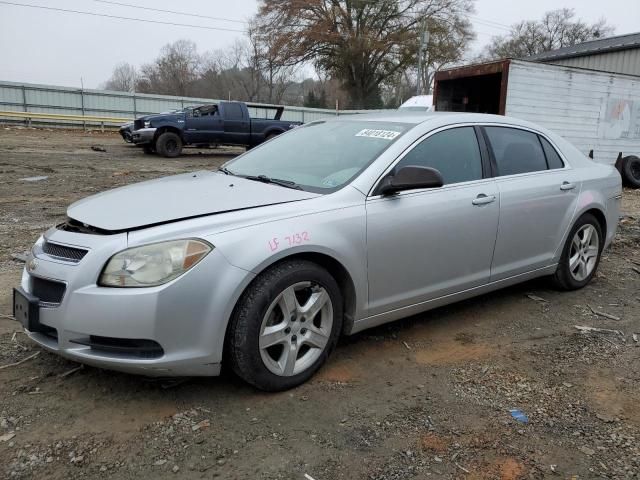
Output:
(103, 62), (138, 92)
(254, 0), (475, 109)
(419, 16), (474, 94)
(136, 40), (201, 96)
(237, 31), (264, 102)
(251, 23), (299, 104)
(482, 9), (614, 60)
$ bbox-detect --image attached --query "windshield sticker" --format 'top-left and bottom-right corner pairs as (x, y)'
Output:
(322, 178), (339, 187)
(355, 129), (401, 140)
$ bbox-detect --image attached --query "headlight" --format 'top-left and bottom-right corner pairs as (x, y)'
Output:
(144, 121), (151, 128)
(98, 239), (212, 287)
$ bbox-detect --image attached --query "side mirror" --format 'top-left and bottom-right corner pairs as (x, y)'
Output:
(378, 166), (444, 195)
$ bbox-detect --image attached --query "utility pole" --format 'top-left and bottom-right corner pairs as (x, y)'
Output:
(416, 23), (429, 96)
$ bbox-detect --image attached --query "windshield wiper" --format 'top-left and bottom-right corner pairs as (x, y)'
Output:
(218, 167), (235, 176)
(244, 174), (303, 190)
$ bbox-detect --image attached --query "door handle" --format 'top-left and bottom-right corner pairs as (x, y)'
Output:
(560, 182), (576, 191)
(472, 194), (496, 206)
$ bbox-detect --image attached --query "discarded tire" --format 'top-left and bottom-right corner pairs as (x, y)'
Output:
(622, 155), (640, 189)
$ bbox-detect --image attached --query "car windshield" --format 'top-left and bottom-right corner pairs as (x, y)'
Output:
(223, 120), (409, 193)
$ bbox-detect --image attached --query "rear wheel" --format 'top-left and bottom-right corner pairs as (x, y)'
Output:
(156, 132), (183, 158)
(227, 260), (342, 391)
(622, 155), (640, 188)
(551, 213), (603, 290)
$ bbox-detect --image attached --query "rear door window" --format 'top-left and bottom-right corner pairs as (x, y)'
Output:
(224, 103), (244, 120)
(539, 136), (565, 169)
(395, 127), (483, 185)
(484, 127), (548, 176)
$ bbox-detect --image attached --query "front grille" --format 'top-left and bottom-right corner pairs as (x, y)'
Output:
(42, 241), (88, 263)
(31, 277), (66, 305)
(71, 336), (164, 359)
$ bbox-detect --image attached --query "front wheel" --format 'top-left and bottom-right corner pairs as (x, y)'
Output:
(227, 260), (343, 391)
(155, 132), (183, 158)
(551, 213), (603, 290)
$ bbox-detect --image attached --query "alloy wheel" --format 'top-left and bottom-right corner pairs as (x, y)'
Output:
(259, 281), (333, 376)
(569, 224), (599, 281)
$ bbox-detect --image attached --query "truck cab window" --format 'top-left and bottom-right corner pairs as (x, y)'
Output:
(193, 105), (217, 117)
(225, 103), (244, 120)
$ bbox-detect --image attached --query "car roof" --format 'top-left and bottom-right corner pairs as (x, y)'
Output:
(330, 111), (545, 131)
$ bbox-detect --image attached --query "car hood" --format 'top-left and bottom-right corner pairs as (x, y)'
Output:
(67, 171), (320, 232)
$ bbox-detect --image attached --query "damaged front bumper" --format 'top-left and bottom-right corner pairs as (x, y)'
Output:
(132, 127), (157, 146)
(15, 227), (251, 377)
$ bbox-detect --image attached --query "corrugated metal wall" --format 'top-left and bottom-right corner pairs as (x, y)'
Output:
(0, 81), (381, 125)
(547, 49), (640, 77)
(506, 60), (640, 164)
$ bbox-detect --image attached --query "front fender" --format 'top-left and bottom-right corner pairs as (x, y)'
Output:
(207, 204), (368, 321)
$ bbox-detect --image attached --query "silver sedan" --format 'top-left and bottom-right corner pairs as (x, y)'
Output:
(13, 113), (621, 391)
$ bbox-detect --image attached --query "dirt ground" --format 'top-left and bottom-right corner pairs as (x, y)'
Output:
(0, 126), (639, 480)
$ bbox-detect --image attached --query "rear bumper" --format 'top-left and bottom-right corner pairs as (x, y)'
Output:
(132, 128), (156, 145)
(604, 194), (621, 249)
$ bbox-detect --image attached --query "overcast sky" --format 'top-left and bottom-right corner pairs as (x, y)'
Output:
(0, 0), (638, 88)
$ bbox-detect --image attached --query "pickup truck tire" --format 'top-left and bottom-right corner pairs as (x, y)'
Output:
(265, 132), (279, 141)
(621, 155), (640, 188)
(156, 132), (183, 158)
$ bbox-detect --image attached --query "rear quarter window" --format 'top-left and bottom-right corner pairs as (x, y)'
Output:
(485, 127), (548, 176)
(539, 136), (565, 169)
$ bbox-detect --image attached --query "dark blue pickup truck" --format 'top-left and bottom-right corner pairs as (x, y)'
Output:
(131, 101), (301, 157)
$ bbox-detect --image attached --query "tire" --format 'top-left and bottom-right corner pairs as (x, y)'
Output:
(551, 213), (603, 290)
(621, 155), (640, 189)
(142, 144), (155, 155)
(265, 132), (279, 141)
(155, 132), (183, 158)
(227, 260), (343, 391)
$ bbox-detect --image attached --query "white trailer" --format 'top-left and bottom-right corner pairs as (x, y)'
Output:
(434, 59), (640, 187)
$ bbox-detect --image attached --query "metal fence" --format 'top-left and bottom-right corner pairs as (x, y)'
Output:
(0, 80), (385, 127)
